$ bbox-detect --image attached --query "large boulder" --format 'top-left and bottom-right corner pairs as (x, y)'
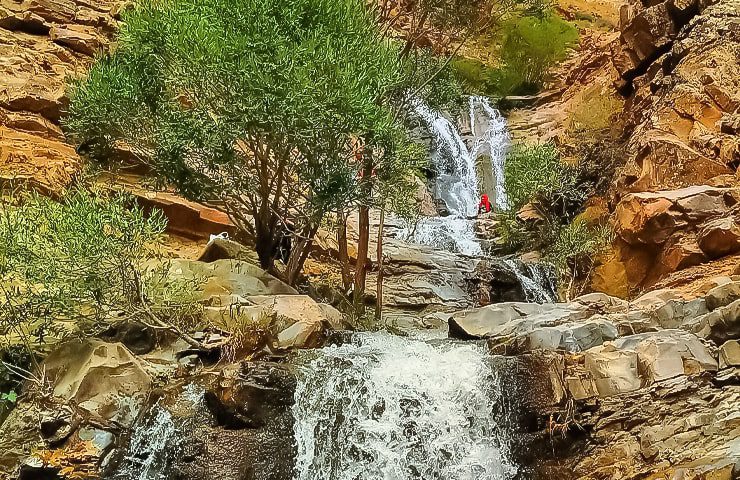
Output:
(615, 186), (737, 245)
(698, 213), (740, 259)
(162, 259), (297, 300)
(248, 295), (343, 349)
(44, 340), (152, 427)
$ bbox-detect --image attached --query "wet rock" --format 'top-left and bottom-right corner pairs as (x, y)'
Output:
(114, 362), (297, 480)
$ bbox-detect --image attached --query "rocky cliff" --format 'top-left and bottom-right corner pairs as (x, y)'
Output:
(0, 0), (125, 194)
(508, 0), (739, 298)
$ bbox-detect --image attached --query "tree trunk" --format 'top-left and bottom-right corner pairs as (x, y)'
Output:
(285, 223), (320, 286)
(353, 204), (370, 312)
(353, 160), (373, 312)
(374, 208), (385, 322)
(337, 209), (352, 292)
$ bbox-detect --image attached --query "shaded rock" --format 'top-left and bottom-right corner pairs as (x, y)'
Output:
(698, 214), (740, 259)
(692, 299), (740, 344)
(197, 237), (259, 265)
(113, 362), (297, 480)
(705, 281), (740, 310)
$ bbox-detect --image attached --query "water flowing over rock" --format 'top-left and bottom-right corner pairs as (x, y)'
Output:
(292, 331), (517, 480)
(406, 97), (509, 256)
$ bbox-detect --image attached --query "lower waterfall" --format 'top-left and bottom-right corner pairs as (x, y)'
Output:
(292, 331), (517, 480)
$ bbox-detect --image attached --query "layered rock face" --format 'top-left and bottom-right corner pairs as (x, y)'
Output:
(453, 279), (740, 479)
(0, 0), (124, 193)
(600, 0), (740, 294)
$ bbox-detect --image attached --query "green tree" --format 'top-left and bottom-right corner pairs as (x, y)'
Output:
(65, 0), (416, 285)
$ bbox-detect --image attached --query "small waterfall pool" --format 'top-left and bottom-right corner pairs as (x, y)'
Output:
(292, 331), (517, 480)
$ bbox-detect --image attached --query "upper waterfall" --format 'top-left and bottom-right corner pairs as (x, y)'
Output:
(404, 96), (510, 256)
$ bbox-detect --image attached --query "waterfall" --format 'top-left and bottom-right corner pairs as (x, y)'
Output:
(503, 259), (557, 303)
(292, 332), (517, 480)
(405, 97), (510, 256)
(112, 384), (205, 480)
(468, 96), (510, 211)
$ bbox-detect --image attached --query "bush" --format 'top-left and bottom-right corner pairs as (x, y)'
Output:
(0, 189), (204, 376)
(504, 143), (586, 216)
(497, 142), (614, 296)
(545, 219), (613, 292)
(489, 12), (579, 96)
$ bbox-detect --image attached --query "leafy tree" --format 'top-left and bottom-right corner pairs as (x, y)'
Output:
(65, 0), (417, 285)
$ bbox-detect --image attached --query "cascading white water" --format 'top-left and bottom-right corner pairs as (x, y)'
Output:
(293, 331), (517, 480)
(503, 259), (557, 303)
(406, 97), (510, 256)
(113, 384), (205, 480)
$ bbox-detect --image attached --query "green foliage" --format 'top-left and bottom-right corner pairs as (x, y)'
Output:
(504, 143), (585, 215)
(0, 189), (184, 368)
(497, 142), (614, 295)
(546, 219), (613, 276)
(489, 12), (578, 96)
(65, 0), (425, 275)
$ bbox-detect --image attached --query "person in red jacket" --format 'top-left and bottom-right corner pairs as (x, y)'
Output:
(478, 194), (492, 214)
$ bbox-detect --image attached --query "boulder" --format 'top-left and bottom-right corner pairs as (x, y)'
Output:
(248, 295), (343, 349)
(584, 330), (717, 396)
(692, 299), (740, 344)
(719, 340), (740, 368)
(161, 259), (297, 300)
(697, 214), (740, 259)
(450, 302), (582, 340)
(705, 281), (740, 310)
(43, 340), (152, 427)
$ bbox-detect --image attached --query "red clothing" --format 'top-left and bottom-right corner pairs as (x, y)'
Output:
(478, 194), (492, 214)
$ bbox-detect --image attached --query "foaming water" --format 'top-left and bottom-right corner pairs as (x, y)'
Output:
(292, 331), (517, 480)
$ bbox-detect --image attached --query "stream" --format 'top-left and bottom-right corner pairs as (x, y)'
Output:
(112, 97), (548, 480)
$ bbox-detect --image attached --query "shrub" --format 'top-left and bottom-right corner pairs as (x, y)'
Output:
(497, 142), (614, 296)
(489, 12), (579, 96)
(503, 142), (587, 216)
(545, 219), (613, 295)
(0, 188), (204, 376)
